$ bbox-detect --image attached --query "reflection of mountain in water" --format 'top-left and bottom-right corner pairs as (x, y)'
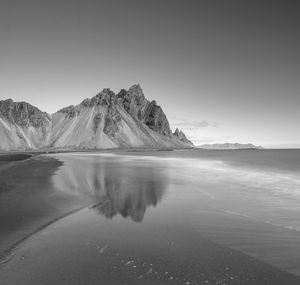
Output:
(52, 155), (168, 222)
(92, 178), (164, 222)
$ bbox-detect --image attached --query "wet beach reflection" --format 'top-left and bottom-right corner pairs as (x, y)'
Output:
(52, 154), (168, 222)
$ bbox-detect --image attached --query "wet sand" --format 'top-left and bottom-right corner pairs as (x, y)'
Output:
(0, 153), (32, 162)
(1, 151), (300, 284)
(0, 153), (32, 171)
(0, 155), (90, 255)
(1, 207), (300, 285)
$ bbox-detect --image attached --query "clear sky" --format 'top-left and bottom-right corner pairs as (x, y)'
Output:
(0, 0), (299, 147)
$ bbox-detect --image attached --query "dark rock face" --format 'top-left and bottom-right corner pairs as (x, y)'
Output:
(93, 113), (102, 133)
(0, 99), (50, 127)
(81, 88), (117, 108)
(117, 84), (172, 136)
(91, 88), (117, 107)
(58, 105), (78, 118)
(58, 89), (118, 118)
(116, 85), (146, 118)
(103, 108), (121, 136)
(57, 85), (172, 136)
(173, 128), (193, 145)
(90, 89), (121, 136)
(143, 101), (171, 136)
(57, 89), (122, 137)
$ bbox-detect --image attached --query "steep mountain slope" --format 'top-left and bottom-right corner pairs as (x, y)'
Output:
(117, 85), (171, 136)
(0, 85), (193, 151)
(0, 99), (52, 150)
(173, 128), (194, 145)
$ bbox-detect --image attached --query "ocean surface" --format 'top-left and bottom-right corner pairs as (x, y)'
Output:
(1, 149), (300, 284)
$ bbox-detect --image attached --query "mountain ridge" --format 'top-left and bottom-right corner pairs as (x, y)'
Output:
(0, 85), (194, 151)
(198, 143), (263, 150)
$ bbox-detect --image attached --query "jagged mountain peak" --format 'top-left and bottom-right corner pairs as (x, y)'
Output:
(57, 89), (117, 117)
(173, 128), (193, 145)
(174, 128), (180, 136)
(0, 85), (194, 150)
(116, 85), (172, 136)
(57, 105), (78, 117)
(128, 84), (144, 98)
(0, 99), (51, 127)
(89, 88), (117, 108)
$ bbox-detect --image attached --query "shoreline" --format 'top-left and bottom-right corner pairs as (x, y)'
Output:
(1, 150), (300, 284)
(0, 153), (33, 162)
(2, 147), (300, 157)
(0, 155), (81, 255)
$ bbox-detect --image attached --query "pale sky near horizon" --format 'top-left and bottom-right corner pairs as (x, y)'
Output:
(0, 0), (299, 147)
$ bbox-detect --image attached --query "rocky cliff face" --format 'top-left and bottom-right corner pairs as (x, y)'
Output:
(0, 100), (52, 150)
(0, 99), (51, 127)
(0, 85), (194, 150)
(117, 84), (171, 136)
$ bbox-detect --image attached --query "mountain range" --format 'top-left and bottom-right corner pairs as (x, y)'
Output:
(198, 143), (263, 150)
(0, 84), (193, 151)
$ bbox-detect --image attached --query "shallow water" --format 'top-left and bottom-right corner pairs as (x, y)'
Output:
(1, 150), (300, 284)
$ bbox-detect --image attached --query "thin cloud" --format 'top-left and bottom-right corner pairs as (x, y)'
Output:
(170, 118), (219, 130)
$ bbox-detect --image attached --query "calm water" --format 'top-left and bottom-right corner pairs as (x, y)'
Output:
(1, 149), (300, 284)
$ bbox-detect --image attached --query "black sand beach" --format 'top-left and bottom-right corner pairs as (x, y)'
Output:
(0, 154), (86, 255)
(1, 150), (300, 285)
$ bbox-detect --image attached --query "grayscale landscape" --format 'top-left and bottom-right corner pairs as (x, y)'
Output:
(0, 1), (299, 285)
(0, 84), (193, 150)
